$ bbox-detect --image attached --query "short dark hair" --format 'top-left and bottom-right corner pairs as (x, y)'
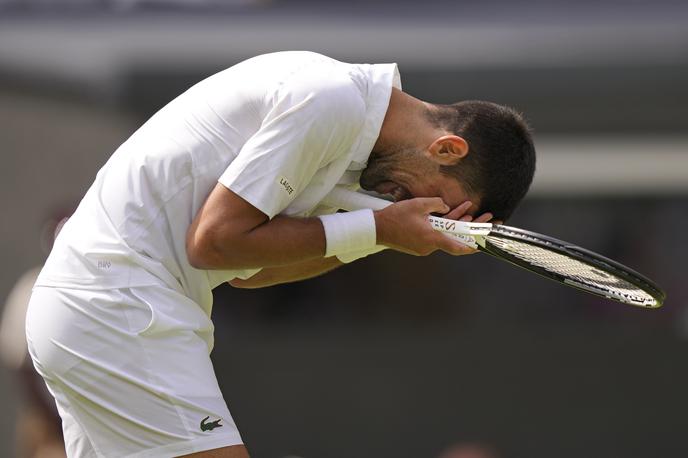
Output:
(428, 100), (536, 221)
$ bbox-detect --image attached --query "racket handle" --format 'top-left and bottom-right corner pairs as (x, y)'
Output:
(322, 187), (492, 244)
(426, 216), (491, 249)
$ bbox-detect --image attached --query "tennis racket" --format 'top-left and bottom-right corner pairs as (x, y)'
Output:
(323, 187), (666, 308)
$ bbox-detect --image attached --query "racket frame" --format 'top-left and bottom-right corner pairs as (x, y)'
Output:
(322, 187), (665, 308)
(476, 224), (665, 308)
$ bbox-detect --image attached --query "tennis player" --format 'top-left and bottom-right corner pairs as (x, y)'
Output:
(26, 51), (535, 457)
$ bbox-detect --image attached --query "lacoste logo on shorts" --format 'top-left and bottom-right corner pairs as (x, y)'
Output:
(200, 415), (223, 432)
(278, 176), (294, 195)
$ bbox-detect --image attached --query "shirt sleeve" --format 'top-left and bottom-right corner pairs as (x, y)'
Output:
(218, 67), (366, 219)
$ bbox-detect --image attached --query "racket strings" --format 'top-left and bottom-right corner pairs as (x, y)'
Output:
(485, 236), (657, 306)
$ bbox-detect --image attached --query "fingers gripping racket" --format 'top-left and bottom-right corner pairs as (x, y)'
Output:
(323, 187), (666, 308)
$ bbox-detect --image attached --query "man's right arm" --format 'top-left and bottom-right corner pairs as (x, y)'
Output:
(186, 184), (326, 270)
(185, 184), (473, 271)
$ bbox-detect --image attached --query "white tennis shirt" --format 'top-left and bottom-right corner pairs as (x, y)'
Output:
(36, 51), (401, 315)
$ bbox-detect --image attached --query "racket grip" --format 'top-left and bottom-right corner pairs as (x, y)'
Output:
(323, 187), (492, 247)
(427, 216), (492, 236)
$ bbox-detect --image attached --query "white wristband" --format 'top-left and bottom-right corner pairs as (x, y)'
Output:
(318, 209), (377, 258)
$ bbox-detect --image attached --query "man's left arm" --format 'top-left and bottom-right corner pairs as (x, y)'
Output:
(228, 256), (343, 289)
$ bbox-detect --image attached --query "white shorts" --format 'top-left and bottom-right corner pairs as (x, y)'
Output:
(26, 286), (243, 458)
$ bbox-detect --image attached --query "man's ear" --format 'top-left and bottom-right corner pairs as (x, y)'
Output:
(427, 135), (469, 166)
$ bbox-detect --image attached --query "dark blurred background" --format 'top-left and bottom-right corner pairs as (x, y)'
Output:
(1, 1), (687, 457)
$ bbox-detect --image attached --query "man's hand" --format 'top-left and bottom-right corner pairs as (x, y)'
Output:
(374, 198), (493, 256)
(443, 200), (494, 224)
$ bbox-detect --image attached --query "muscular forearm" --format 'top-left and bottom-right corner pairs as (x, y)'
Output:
(187, 184), (331, 270)
(188, 213), (327, 270)
(228, 256), (342, 289)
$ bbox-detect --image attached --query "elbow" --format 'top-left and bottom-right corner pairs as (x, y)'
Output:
(186, 240), (214, 270)
(186, 229), (248, 271)
(185, 229), (225, 270)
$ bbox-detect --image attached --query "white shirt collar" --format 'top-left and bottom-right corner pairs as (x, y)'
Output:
(348, 63), (402, 170)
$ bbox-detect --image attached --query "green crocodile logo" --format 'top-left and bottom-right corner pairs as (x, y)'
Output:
(200, 415), (223, 432)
